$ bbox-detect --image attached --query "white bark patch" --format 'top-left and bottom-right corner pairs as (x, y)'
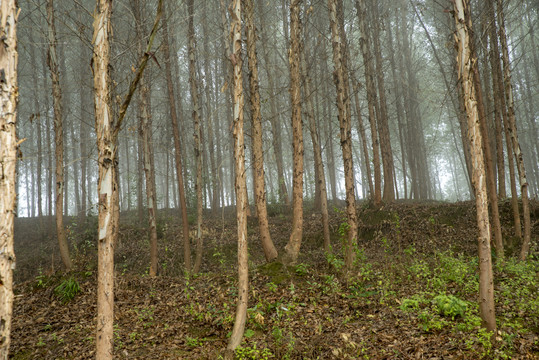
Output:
(98, 167), (112, 240)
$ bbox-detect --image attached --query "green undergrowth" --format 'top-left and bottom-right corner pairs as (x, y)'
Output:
(399, 250), (539, 359)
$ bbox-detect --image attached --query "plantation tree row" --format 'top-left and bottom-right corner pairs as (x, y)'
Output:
(1, 0), (538, 356)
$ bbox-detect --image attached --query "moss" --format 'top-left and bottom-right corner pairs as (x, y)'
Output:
(257, 261), (293, 285)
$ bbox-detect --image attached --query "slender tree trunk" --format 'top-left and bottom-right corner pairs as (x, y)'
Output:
(258, 0), (290, 206)
(93, 1), (115, 356)
(301, 31), (331, 253)
(133, 0), (158, 277)
(93, 1), (161, 356)
(245, 0), (278, 262)
(29, 35), (43, 220)
(386, 13), (408, 199)
(496, 0), (531, 260)
(136, 130), (143, 221)
(200, 7), (220, 213)
(78, 19), (88, 222)
(41, 49), (54, 219)
(351, 81), (374, 197)
(162, 0), (191, 272)
(487, 0), (507, 199)
(0, 1), (19, 356)
(47, 0), (72, 271)
(329, 0), (358, 268)
(282, 0), (304, 265)
(472, 58), (505, 259)
(70, 111), (81, 216)
(356, 0), (382, 206)
(370, 1), (395, 201)
(227, 0), (248, 353)
(186, 0), (204, 273)
(453, 0), (496, 333)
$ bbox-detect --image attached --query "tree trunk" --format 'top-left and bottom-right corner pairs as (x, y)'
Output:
(282, 0), (304, 265)
(471, 58), (505, 259)
(0, 1), (19, 356)
(226, 0), (249, 353)
(453, 0), (496, 333)
(133, 0), (159, 277)
(496, 0), (532, 260)
(78, 18), (88, 223)
(487, 0), (507, 199)
(92, 1), (161, 356)
(386, 10), (408, 199)
(245, 0), (278, 262)
(370, 1), (395, 201)
(351, 80), (374, 198)
(41, 48), (54, 219)
(258, 0), (290, 206)
(162, 0), (191, 272)
(47, 0), (72, 271)
(301, 28), (331, 253)
(92, 1), (115, 357)
(187, 0), (204, 273)
(329, 0), (358, 268)
(355, 0), (382, 206)
(29, 34), (43, 220)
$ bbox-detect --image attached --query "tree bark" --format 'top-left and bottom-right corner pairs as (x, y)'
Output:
(78, 18), (88, 223)
(471, 57), (505, 259)
(201, 6), (220, 213)
(301, 27), (331, 253)
(453, 0), (496, 333)
(162, 0), (191, 272)
(282, 0), (304, 265)
(92, 1), (162, 356)
(329, 0), (359, 268)
(244, 0), (278, 262)
(187, 0), (204, 273)
(258, 0), (290, 206)
(0, 1), (19, 356)
(227, 0), (249, 353)
(496, 0), (531, 260)
(29, 32), (43, 221)
(133, 0), (159, 277)
(355, 0), (382, 206)
(47, 0), (72, 271)
(487, 0), (507, 199)
(386, 8), (408, 199)
(370, 1), (395, 201)
(92, 1), (116, 356)
(351, 80), (374, 198)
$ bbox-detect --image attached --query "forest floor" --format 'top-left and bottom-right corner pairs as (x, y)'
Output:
(9, 200), (539, 359)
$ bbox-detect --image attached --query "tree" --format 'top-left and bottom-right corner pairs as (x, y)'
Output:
(258, 0), (290, 206)
(47, 0), (72, 271)
(453, 0), (496, 333)
(186, 0), (204, 273)
(301, 20), (330, 253)
(329, 0), (358, 268)
(370, 0), (395, 201)
(92, 0), (162, 356)
(282, 0), (304, 265)
(355, 0), (382, 206)
(161, 0), (191, 272)
(132, 0), (159, 277)
(244, 0), (278, 262)
(0, 1), (19, 356)
(496, 0), (532, 260)
(227, 0), (249, 353)
(92, 1), (116, 356)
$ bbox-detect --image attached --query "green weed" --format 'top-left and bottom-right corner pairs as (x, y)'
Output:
(54, 277), (81, 303)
